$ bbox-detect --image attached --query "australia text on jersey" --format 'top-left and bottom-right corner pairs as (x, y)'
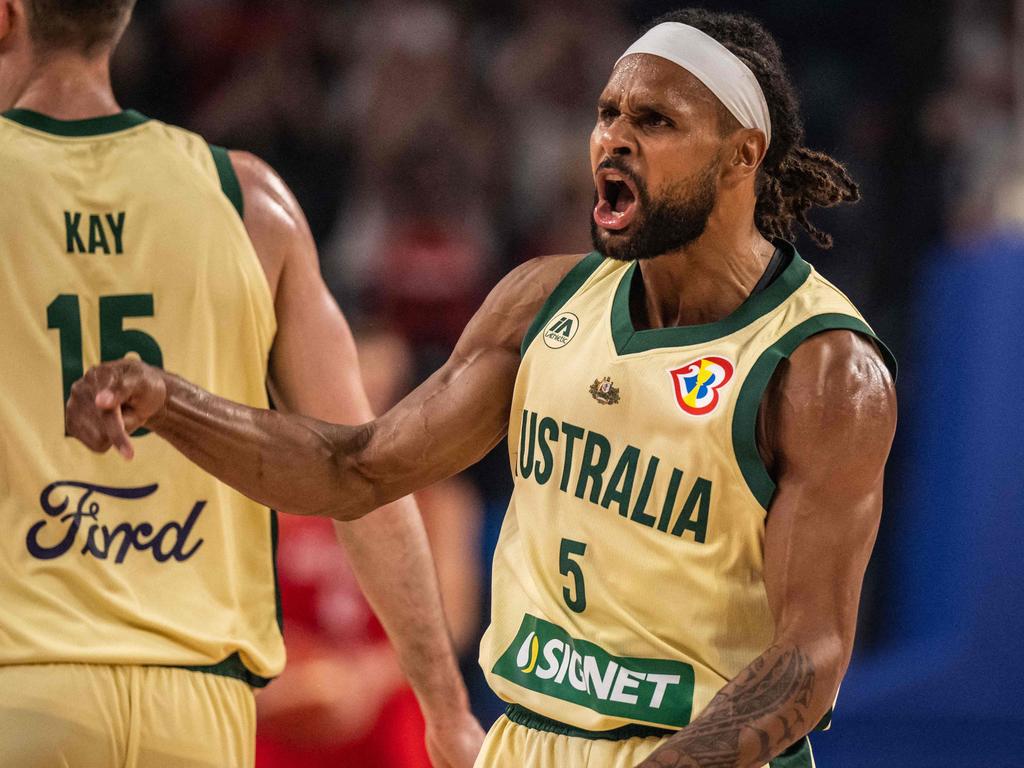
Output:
(516, 409), (712, 542)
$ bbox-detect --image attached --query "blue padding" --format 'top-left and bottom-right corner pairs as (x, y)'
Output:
(815, 232), (1024, 765)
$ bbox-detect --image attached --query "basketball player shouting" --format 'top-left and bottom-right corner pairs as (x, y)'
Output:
(67, 9), (898, 768)
(0, 0), (481, 765)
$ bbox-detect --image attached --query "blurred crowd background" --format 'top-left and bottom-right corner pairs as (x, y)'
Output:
(110, 0), (1024, 765)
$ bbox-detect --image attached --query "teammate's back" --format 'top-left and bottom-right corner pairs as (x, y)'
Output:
(0, 3), (485, 766)
(0, 108), (284, 684)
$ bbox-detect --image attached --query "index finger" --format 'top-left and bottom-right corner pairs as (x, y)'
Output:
(96, 393), (134, 460)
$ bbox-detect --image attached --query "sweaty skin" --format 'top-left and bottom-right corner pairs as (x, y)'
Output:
(66, 53), (897, 768)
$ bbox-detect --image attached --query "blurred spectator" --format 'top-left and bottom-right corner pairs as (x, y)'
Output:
(255, 324), (482, 768)
(359, 142), (494, 359)
(923, 0), (1022, 235)
(484, 0), (630, 244)
(321, 0), (500, 329)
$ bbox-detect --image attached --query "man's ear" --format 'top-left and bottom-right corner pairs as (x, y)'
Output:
(0, 3), (12, 44)
(721, 128), (768, 188)
(0, 0), (26, 47)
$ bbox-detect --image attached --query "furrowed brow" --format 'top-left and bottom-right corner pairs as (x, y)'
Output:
(626, 98), (678, 118)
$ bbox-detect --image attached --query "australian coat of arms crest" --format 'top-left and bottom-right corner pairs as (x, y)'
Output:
(588, 376), (620, 405)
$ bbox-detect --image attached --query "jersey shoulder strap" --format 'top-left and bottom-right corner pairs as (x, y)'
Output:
(208, 145), (244, 219)
(732, 311), (898, 508)
(521, 252), (605, 356)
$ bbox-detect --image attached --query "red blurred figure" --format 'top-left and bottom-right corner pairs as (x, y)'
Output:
(255, 514), (431, 768)
(256, 325), (482, 768)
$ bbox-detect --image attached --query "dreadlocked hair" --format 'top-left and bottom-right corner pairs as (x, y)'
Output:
(644, 9), (859, 248)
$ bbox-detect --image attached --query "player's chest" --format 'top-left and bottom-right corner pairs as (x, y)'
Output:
(515, 305), (748, 449)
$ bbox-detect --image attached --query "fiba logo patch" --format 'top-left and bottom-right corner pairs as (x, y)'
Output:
(669, 356), (734, 415)
(543, 312), (579, 348)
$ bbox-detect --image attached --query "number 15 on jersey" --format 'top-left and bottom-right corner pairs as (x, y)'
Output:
(47, 293), (164, 435)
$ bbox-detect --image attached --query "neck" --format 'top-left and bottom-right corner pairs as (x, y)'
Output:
(633, 217), (776, 331)
(7, 49), (119, 118)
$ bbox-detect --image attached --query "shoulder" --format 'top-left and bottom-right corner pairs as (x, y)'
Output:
(226, 150), (315, 296)
(493, 253), (591, 302)
(458, 253), (593, 356)
(761, 329), (897, 483)
(227, 150), (301, 225)
(783, 330), (896, 420)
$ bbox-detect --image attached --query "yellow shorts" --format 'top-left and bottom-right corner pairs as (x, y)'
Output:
(474, 706), (816, 768)
(474, 706), (670, 767)
(0, 663), (255, 768)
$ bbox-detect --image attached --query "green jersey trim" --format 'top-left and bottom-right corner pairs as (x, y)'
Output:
(270, 509), (284, 633)
(168, 651), (272, 688)
(504, 704), (674, 741)
(815, 708), (832, 731)
(610, 241), (811, 355)
(521, 252), (605, 357)
(1, 108), (149, 136)
(267, 387), (285, 636)
(732, 313), (898, 509)
(209, 145), (244, 218)
(771, 736), (816, 768)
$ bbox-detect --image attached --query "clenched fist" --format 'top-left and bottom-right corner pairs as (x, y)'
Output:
(66, 359), (169, 459)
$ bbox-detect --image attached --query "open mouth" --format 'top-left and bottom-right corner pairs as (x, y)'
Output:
(593, 168), (640, 231)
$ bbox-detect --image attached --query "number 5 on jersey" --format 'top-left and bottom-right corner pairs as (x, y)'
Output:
(559, 538), (587, 613)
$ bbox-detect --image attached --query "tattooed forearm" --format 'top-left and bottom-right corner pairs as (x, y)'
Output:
(636, 644), (818, 768)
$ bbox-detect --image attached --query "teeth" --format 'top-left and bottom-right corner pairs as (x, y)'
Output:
(606, 174), (623, 182)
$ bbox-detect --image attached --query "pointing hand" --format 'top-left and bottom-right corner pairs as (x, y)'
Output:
(66, 359), (168, 459)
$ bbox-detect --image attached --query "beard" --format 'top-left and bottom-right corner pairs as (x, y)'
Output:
(590, 158), (719, 262)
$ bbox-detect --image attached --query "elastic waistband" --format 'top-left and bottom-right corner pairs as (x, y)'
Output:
(504, 704), (676, 741)
(178, 652), (273, 688)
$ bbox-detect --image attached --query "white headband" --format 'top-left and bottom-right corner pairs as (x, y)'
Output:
(616, 22), (771, 146)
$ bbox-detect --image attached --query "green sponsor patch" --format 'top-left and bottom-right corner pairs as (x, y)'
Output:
(492, 615), (694, 728)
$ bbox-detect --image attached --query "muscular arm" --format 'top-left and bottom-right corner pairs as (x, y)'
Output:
(638, 331), (897, 768)
(69, 247), (579, 520)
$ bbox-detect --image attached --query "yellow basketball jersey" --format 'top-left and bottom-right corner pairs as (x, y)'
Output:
(480, 244), (895, 732)
(0, 109), (283, 685)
